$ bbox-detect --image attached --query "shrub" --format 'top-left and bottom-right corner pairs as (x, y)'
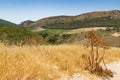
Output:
(84, 31), (113, 77)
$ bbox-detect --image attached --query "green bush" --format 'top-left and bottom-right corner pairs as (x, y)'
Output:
(38, 29), (65, 44)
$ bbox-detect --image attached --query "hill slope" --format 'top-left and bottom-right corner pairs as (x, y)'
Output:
(20, 10), (120, 29)
(0, 19), (18, 27)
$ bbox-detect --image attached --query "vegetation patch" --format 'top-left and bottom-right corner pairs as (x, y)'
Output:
(38, 29), (65, 44)
(0, 27), (39, 45)
(0, 19), (18, 27)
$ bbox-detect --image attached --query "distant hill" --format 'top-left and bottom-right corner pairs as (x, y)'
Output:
(43, 17), (120, 29)
(20, 10), (120, 29)
(0, 19), (18, 27)
(20, 20), (34, 27)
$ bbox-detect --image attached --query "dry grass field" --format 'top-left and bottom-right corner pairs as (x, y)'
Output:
(0, 43), (120, 80)
(63, 27), (106, 34)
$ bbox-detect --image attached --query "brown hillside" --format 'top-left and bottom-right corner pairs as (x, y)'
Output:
(20, 10), (120, 28)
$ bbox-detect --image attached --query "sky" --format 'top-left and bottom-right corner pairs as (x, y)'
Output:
(0, 0), (120, 24)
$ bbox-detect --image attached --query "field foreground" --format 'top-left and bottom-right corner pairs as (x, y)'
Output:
(0, 44), (120, 80)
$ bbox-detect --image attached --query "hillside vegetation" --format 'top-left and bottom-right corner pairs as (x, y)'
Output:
(0, 27), (39, 45)
(43, 17), (120, 30)
(0, 19), (18, 27)
(38, 29), (120, 47)
(0, 26), (119, 47)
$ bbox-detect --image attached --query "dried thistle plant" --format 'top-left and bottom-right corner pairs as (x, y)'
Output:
(84, 31), (113, 77)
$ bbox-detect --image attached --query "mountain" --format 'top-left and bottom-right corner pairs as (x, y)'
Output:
(0, 19), (18, 27)
(20, 10), (120, 29)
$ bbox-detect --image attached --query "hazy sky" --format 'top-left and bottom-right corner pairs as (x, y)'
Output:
(0, 0), (120, 24)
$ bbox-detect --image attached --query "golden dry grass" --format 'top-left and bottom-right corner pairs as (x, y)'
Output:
(63, 27), (106, 34)
(0, 43), (120, 80)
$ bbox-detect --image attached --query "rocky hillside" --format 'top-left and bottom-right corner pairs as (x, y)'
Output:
(20, 10), (120, 28)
